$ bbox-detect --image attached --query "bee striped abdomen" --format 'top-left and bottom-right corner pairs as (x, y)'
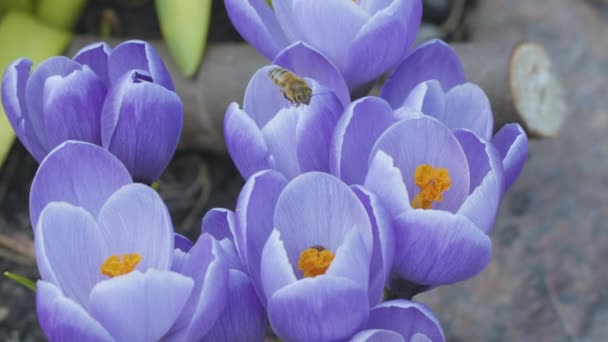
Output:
(268, 67), (313, 106)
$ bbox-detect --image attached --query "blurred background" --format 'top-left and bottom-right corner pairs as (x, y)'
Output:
(0, 0), (606, 340)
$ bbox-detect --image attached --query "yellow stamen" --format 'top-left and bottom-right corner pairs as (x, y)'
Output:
(100, 254), (142, 278)
(298, 246), (335, 278)
(411, 164), (451, 209)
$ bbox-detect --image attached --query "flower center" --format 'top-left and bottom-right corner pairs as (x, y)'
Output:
(100, 254), (142, 278)
(411, 164), (451, 209)
(297, 246), (335, 278)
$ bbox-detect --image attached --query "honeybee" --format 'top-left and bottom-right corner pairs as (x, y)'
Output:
(268, 67), (313, 107)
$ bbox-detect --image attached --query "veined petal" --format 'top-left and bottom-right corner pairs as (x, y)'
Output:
(455, 129), (504, 233)
(350, 329), (405, 342)
(25, 56), (82, 148)
(364, 150), (411, 217)
(392, 210), (491, 285)
(344, 0), (422, 88)
(243, 65), (291, 128)
(268, 276), (369, 342)
(261, 106), (301, 179)
(366, 300), (445, 342)
(97, 184), (174, 271)
(326, 228), (371, 287)
(295, 83), (344, 173)
(30, 141), (132, 229)
(331, 96), (394, 184)
(401, 80), (446, 118)
(88, 270), (193, 342)
(101, 70), (183, 184)
(224, 0), (289, 59)
(380, 39), (465, 108)
(1, 58), (46, 160)
(292, 0), (369, 73)
(35, 203), (107, 307)
(202, 208), (236, 242)
(273, 42), (350, 107)
(202, 269), (267, 342)
(73, 42), (111, 86)
(441, 83), (494, 140)
(370, 116), (470, 212)
(108, 40), (174, 90)
(224, 102), (273, 179)
(166, 234), (228, 341)
(36, 281), (113, 342)
(273, 172), (372, 274)
(236, 170), (288, 301)
(352, 185), (395, 306)
(43, 66), (106, 149)
(492, 123), (528, 192)
(261, 229), (297, 302)
(272, 0), (299, 41)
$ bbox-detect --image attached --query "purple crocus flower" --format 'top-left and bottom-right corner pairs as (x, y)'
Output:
(379, 39), (528, 191)
(225, 43), (347, 180)
(332, 99), (505, 288)
(2, 40), (183, 184)
(224, 0), (422, 90)
(203, 170), (395, 341)
(31, 141), (227, 341)
(351, 300), (445, 342)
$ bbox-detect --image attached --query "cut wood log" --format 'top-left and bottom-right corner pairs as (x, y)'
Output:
(453, 41), (567, 137)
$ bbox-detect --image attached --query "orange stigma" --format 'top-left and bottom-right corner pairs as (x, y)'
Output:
(298, 246), (335, 278)
(100, 254), (142, 278)
(411, 164), (451, 209)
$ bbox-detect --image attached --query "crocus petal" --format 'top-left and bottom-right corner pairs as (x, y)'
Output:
(202, 208), (236, 242)
(292, 0), (369, 72)
(236, 170), (288, 301)
(243, 65), (291, 128)
(273, 42), (350, 107)
(364, 150), (411, 217)
(1, 58), (46, 160)
(224, 102), (273, 179)
(89, 270), (193, 342)
(73, 42), (111, 86)
(268, 276), (369, 342)
(358, 0), (396, 15)
(97, 184), (173, 271)
(261, 106), (301, 178)
(295, 83), (344, 173)
(380, 39), (466, 108)
(272, 0), (299, 41)
(261, 229), (297, 302)
(273, 172), (372, 272)
(43, 66), (106, 149)
(331, 96), (394, 184)
(108, 40), (174, 90)
(35, 203), (107, 307)
(202, 269), (267, 342)
(167, 234), (228, 341)
(101, 70), (183, 183)
(492, 123), (528, 192)
(352, 185), (395, 306)
(350, 329), (405, 342)
(401, 80), (446, 118)
(174, 233), (193, 252)
(224, 0), (289, 59)
(454, 130), (504, 233)
(30, 141), (132, 229)
(366, 300), (445, 342)
(37, 281), (113, 342)
(438, 83), (494, 140)
(344, 0), (422, 88)
(392, 210), (491, 285)
(25, 56), (82, 148)
(410, 333), (433, 342)
(326, 228), (370, 286)
(370, 116), (470, 212)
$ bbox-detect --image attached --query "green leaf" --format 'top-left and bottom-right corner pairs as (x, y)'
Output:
(155, 0), (212, 78)
(265, 0), (273, 8)
(4, 271), (37, 291)
(0, 10), (72, 167)
(36, 0), (87, 30)
(0, 0), (34, 13)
